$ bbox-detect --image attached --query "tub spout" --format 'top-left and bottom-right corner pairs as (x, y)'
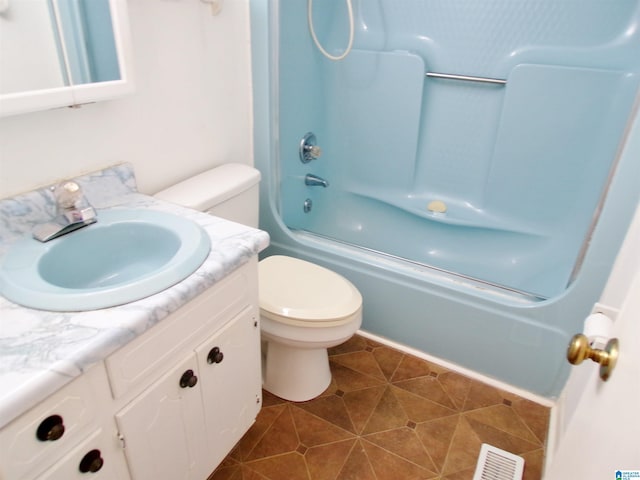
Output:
(305, 174), (329, 188)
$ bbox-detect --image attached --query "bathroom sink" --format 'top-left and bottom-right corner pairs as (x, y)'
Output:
(0, 209), (211, 311)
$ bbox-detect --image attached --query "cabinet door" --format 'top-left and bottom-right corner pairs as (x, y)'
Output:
(195, 306), (262, 472)
(115, 355), (209, 480)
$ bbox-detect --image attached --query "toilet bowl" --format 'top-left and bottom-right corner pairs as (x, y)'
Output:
(259, 255), (362, 401)
(154, 164), (363, 402)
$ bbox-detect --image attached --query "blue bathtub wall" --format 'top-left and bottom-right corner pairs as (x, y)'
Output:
(251, 0), (640, 397)
(280, 0), (640, 299)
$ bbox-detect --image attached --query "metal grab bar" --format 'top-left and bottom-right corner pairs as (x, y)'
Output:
(425, 72), (507, 85)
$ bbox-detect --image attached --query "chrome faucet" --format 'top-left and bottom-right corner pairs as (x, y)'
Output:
(305, 174), (329, 188)
(32, 181), (97, 242)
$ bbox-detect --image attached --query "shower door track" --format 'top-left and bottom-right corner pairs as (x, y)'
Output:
(292, 229), (548, 303)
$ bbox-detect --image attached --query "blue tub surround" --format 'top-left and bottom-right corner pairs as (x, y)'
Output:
(277, 4), (640, 300)
(0, 164), (270, 428)
(249, 0), (640, 397)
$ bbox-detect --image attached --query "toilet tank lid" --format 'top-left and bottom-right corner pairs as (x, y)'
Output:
(155, 163), (261, 212)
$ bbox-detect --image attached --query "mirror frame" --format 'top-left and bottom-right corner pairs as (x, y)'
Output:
(0, 0), (134, 117)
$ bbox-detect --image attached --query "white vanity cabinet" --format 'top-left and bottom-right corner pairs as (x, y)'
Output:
(115, 306), (261, 480)
(108, 258), (262, 480)
(0, 363), (129, 480)
(0, 258), (263, 480)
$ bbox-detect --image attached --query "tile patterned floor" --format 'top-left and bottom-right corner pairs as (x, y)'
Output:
(209, 335), (550, 480)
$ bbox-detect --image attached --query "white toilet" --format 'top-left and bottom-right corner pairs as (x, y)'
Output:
(155, 163), (363, 401)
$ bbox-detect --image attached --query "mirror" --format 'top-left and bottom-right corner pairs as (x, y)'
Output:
(0, 0), (133, 117)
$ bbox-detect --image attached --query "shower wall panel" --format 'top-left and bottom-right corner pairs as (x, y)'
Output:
(280, 0), (640, 298)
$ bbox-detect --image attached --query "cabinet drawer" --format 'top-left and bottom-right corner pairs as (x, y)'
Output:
(0, 364), (112, 480)
(106, 261), (256, 399)
(38, 427), (129, 480)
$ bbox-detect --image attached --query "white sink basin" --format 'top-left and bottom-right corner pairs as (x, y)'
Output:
(0, 209), (211, 311)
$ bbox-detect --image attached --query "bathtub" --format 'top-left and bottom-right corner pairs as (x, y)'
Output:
(250, 0), (640, 397)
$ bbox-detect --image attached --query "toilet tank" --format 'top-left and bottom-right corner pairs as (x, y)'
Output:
(154, 164), (261, 228)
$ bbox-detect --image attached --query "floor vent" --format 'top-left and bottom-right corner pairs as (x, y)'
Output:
(472, 444), (525, 480)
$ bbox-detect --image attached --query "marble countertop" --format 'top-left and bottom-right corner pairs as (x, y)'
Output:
(0, 164), (270, 428)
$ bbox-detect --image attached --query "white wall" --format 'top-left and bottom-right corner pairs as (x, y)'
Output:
(0, 0), (253, 198)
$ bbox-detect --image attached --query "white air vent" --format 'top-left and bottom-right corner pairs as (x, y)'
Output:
(473, 444), (524, 480)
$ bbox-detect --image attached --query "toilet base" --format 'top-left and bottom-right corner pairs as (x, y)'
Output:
(262, 341), (332, 402)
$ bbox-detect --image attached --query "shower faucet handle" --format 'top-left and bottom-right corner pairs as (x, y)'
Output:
(300, 132), (322, 163)
(305, 144), (322, 158)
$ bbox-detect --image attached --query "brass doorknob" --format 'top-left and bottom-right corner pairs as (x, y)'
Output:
(567, 333), (619, 381)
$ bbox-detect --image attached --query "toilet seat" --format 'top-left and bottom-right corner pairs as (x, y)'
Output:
(259, 256), (362, 328)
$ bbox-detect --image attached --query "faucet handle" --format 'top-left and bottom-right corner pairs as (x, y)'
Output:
(55, 181), (84, 210)
(299, 132), (322, 163)
(305, 145), (322, 159)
